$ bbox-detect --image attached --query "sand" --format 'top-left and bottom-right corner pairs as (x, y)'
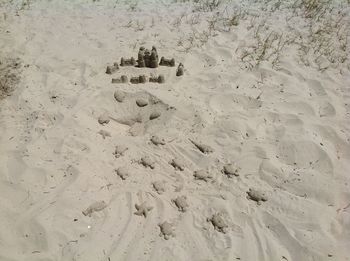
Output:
(0, 0), (349, 260)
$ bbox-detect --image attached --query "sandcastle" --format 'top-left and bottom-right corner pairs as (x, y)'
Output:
(112, 75), (128, 84)
(106, 62), (119, 74)
(106, 45), (183, 84)
(159, 56), (175, 67)
(149, 74), (165, 83)
(176, 63), (184, 76)
(137, 46), (159, 68)
(130, 75), (147, 84)
(120, 57), (136, 66)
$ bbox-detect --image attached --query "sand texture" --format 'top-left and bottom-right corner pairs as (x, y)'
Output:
(0, 0), (350, 260)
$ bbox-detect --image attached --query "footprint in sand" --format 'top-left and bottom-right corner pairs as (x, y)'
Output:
(307, 79), (327, 96)
(82, 201), (108, 216)
(207, 213), (228, 233)
(158, 221), (176, 240)
(247, 188), (268, 205)
(115, 166), (129, 180)
(139, 156), (155, 169)
(170, 157), (185, 171)
(172, 195), (189, 212)
(152, 181), (166, 194)
(98, 129), (111, 139)
(319, 101), (336, 117)
(194, 169), (213, 181)
(150, 135), (166, 146)
(113, 145), (128, 158)
(222, 163), (240, 178)
(189, 139), (214, 154)
(134, 201), (153, 217)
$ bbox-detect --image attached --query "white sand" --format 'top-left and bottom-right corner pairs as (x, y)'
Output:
(1, 0), (350, 260)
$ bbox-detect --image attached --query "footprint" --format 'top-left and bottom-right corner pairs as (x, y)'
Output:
(82, 201), (108, 216)
(276, 140), (333, 174)
(307, 79), (327, 96)
(318, 101), (336, 117)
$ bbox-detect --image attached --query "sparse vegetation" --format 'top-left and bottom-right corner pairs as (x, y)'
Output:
(0, 57), (21, 100)
(174, 5), (245, 52)
(193, 0), (223, 12)
(172, 0), (349, 71)
(239, 29), (292, 69)
(290, 0), (350, 71)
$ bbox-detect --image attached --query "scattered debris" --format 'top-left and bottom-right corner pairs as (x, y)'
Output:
(159, 57), (175, 67)
(207, 213), (228, 233)
(106, 63), (119, 74)
(158, 221), (175, 240)
(134, 202), (153, 217)
(222, 163), (239, 177)
(176, 63), (184, 76)
(172, 196), (188, 212)
(170, 158), (185, 171)
(189, 139), (214, 154)
(50, 94), (58, 101)
(120, 57), (136, 66)
(114, 90), (126, 102)
(150, 135), (165, 146)
(113, 145), (128, 158)
(140, 156), (155, 169)
(98, 114), (110, 125)
(115, 166), (129, 180)
(193, 169), (212, 181)
(98, 129), (111, 139)
(152, 181), (166, 194)
(247, 188), (268, 205)
(82, 201), (107, 216)
(112, 75), (128, 83)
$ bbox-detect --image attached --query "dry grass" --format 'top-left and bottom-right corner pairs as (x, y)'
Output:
(295, 1), (349, 71)
(237, 0), (350, 71)
(0, 57), (21, 100)
(193, 0), (222, 12)
(240, 30), (293, 69)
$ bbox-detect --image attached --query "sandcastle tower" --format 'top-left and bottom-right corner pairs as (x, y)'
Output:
(176, 63), (184, 76)
(149, 46), (159, 68)
(159, 56), (175, 67)
(144, 49), (151, 67)
(138, 47), (146, 68)
(137, 46), (159, 68)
